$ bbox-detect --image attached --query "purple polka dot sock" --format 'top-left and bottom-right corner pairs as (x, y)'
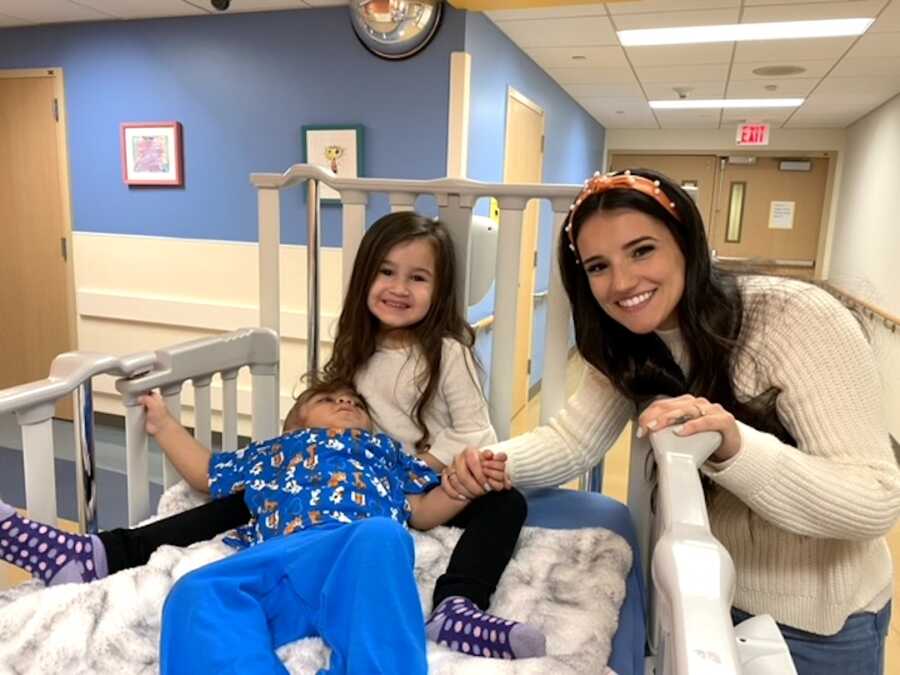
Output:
(425, 596), (546, 659)
(0, 500), (108, 586)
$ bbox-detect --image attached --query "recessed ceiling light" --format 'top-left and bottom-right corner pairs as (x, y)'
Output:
(753, 65), (807, 77)
(619, 18), (873, 46)
(649, 98), (804, 109)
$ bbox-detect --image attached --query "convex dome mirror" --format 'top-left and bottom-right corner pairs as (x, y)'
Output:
(350, 0), (444, 60)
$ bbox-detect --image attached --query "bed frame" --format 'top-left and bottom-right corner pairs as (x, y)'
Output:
(0, 165), (795, 674)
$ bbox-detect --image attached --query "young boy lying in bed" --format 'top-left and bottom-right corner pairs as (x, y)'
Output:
(151, 379), (504, 674)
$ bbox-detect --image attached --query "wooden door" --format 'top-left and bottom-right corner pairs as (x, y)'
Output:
(503, 89), (544, 435)
(609, 154), (719, 228)
(709, 157), (829, 278)
(0, 72), (76, 400)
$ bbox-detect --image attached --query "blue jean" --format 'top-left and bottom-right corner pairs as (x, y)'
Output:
(160, 518), (427, 675)
(732, 602), (891, 675)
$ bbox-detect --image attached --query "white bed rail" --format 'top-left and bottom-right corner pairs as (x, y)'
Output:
(0, 328), (279, 530)
(0, 351), (156, 527)
(638, 428), (796, 675)
(114, 327), (279, 525)
(250, 164), (579, 440)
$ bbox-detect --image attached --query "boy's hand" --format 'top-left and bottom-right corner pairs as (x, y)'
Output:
(138, 391), (176, 436)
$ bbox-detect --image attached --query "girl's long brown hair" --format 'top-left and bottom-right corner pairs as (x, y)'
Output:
(323, 212), (476, 451)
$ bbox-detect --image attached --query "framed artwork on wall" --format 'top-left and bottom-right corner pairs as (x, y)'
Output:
(301, 125), (363, 202)
(120, 121), (183, 186)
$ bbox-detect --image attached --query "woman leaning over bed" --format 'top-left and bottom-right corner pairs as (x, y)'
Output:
(442, 168), (900, 675)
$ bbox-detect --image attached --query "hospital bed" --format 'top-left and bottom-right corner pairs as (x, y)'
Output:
(0, 165), (795, 674)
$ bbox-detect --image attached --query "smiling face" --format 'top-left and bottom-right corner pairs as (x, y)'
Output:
(576, 208), (686, 334)
(366, 238), (436, 335)
(290, 387), (371, 432)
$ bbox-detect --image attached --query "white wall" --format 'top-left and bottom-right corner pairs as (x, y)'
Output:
(826, 94), (900, 440)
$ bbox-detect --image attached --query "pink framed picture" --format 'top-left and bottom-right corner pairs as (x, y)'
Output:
(120, 121), (183, 186)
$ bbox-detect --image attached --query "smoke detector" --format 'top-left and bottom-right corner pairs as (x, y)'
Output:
(672, 86), (692, 99)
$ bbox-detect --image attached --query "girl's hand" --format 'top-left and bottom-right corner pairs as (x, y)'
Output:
(637, 395), (741, 462)
(480, 450), (512, 491)
(442, 448), (490, 501)
(138, 391), (176, 437)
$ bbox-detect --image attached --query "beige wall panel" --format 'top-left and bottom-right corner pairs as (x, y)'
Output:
(73, 233), (344, 432)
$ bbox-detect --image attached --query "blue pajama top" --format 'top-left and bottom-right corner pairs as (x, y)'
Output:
(208, 427), (440, 549)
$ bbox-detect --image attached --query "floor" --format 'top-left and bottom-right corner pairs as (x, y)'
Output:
(3, 362), (898, 672)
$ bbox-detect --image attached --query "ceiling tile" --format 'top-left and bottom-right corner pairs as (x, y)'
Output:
(844, 31), (900, 59)
(810, 75), (900, 104)
(200, 0), (307, 11)
(830, 56), (900, 77)
(611, 8), (740, 30)
(564, 81), (646, 98)
(870, 0), (900, 32)
(0, 11), (29, 26)
(625, 42), (733, 67)
(75, 0), (209, 19)
(740, 0), (887, 23)
(606, 0), (740, 14)
(526, 45), (628, 69)
(634, 62), (730, 82)
(0, 0), (112, 22)
(546, 66), (638, 85)
(653, 110), (722, 128)
(642, 80), (726, 98)
(485, 4), (606, 21)
(733, 36), (854, 63)
(578, 96), (659, 128)
(720, 109), (794, 125)
(730, 59), (837, 79)
(726, 78), (819, 98)
(493, 16), (617, 47)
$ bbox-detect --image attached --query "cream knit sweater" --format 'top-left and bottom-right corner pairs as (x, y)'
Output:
(355, 337), (497, 466)
(492, 276), (900, 634)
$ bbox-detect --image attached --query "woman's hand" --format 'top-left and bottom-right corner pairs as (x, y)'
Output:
(441, 448), (511, 500)
(637, 394), (742, 462)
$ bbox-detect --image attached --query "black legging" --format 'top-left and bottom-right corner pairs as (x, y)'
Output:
(97, 487), (527, 611)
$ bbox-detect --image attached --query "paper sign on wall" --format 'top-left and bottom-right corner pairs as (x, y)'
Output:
(768, 201), (795, 230)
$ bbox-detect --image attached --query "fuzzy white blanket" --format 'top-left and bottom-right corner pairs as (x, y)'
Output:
(0, 484), (632, 674)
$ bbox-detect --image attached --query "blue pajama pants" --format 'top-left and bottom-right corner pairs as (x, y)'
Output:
(159, 517), (427, 675)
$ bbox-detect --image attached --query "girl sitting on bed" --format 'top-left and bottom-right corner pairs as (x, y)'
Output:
(0, 212), (545, 660)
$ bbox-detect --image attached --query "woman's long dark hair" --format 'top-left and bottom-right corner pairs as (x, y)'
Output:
(323, 212), (476, 451)
(559, 168), (794, 445)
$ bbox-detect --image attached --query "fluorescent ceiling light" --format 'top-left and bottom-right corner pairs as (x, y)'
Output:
(650, 98), (804, 109)
(619, 18), (873, 46)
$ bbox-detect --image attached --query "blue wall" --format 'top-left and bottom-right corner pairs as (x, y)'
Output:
(0, 7), (466, 246)
(464, 12), (605, 388)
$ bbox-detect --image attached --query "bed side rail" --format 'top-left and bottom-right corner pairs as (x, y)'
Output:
(640, 428), (796, 675)
(0, 351), (156, 527)
(115, 327), (280, 525)
(250, 163), (580, 442)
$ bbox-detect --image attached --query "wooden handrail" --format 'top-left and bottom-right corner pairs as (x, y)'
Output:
(818, 281), (898, 334)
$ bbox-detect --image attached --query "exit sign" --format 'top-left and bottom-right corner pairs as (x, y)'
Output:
(736, 123), (770, 146)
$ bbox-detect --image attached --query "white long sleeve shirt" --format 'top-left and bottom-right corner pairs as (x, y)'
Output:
(355, 337), (497, 467)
